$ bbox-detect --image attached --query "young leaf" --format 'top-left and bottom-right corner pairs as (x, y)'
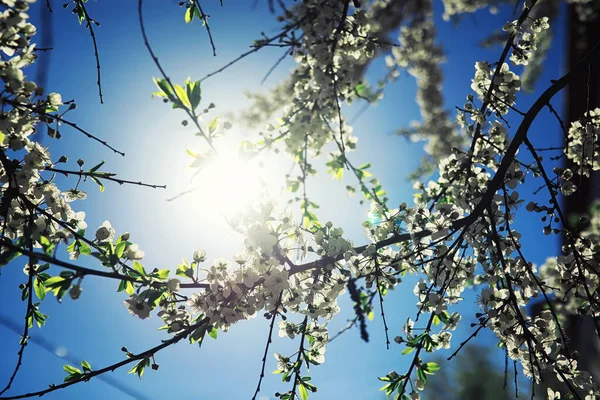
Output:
(208, 326), (218, 339)
(89, 160), (105, 172)
(424, 362), (440, 373)
(184, 4), (195, 23)
(33, 277), (46, 301)
(299, 383), (309, 400)
(90, 176), (105, 192)
(63, 365), (82, 375)
(81, 360), (92, 372)
(132, 261), (146, 277)
(174, 84), (191, 109)
(208, 117), (219, 135)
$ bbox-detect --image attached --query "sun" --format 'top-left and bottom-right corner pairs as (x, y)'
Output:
(182, 144), (276, 221)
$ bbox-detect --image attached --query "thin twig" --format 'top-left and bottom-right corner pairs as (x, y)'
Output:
(0, 319), (208, 400)
(199, 15), (307, 82)
(289, 316), (308, 400)
(374, 257), (390, 349)
(75, 0), (103, 103)
(138, 0), (217, 154)
(45, 167), (166, 189)
(261, 48), (292, 85)
(3, 99), (124, 156)
(0, 242), (34, 396)
(251, 293), (282, 400)
(327, 317), (358, 344)
(193, 0), (217, 56)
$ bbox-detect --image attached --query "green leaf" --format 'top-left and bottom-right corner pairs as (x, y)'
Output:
(89, 161), (105, 172)
(333, 167), (343, 180)
(33, 309), (47, 327)
(132, 261), (146, 277)
(299, 383), (309, 400)
(176, 261), (193, 279)
(115, 241), (128, 259)
(45, 276), (72, 301)
(117, 279), (127, 293)
(174, 84), (191, 109)
(33, 277), (46, 301)
(78, 241), (92, 256)
(81, 360), (92, 372)
(367, 310), (374, 321)
(355, 83), (368, 96)
(37, 264), (50, 274)
(422, 334), (434, 352)
(401, 346), (415, 355)
(188, 80), (202, 110)
(128, 358), (150, 379)
(287, 180), (300, 193)
(74, 5), (85, 24)
(118, 279), (134, 295)
(63, 365), (82, 375)
(21, 285), (29, 301)
(189, 325), (207, 344)
(439, 311), (450, 324)
(44, 276), (65, 288)
(152, 269), (170, 280)
(379, 383), (392, 392)
(184, 4), (195, 23)
(64, 372), (83, 382)
(153, 78), (176, 103)
(39, 235), (51, 249)
(208, 117), (219, 135)
(207, 326), (218, 339)
(125, 281), (135, 295)
(424, 362), (440, 373)
(90, 176), (105, 192)
(0, 248), (22, 265)
(66, 240), (76, 253)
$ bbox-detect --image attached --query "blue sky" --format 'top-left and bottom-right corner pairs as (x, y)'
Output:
(0, 1), (568, 399)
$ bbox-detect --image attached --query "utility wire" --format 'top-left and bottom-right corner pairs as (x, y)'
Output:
(0, 314), (150, 400)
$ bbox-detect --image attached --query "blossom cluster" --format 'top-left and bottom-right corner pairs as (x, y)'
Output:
(565, 108), (600, 177)
(0, 0), (89, 248)
(471, 61), (521, 116)
(505, 16), (550, 66)
(385, 3), (464, 165)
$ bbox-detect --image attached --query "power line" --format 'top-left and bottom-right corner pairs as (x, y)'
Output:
(0, 314), (150, 400)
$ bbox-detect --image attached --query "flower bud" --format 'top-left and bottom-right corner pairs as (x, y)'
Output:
(193, 249), (206, 262)
(69, 284), (82, 300)
(166, 278), (181, 292)
(96, 226), (111, 241)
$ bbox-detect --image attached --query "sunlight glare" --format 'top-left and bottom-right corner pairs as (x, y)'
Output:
(188, 146), (269, 219)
